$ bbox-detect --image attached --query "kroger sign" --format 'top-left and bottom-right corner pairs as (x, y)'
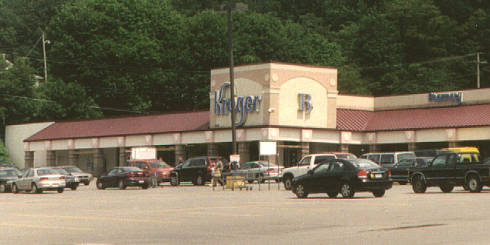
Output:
(214, 82), (261, 126)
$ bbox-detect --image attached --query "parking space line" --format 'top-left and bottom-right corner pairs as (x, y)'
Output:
(13, 213), (177, 224)
(185, 211), (262, 217)
(0, 222), (93, 231)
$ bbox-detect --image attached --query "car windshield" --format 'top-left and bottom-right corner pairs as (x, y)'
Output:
(150, 161), (170, 168)
(257, 162), (278, 167)
(64, 166), (83, 173)
(37, 168), (60, 176)
(121, 167), (142, 172)
(335, 153), (357, 159)
(397, 153), (416, 161)
(351, 159), (379, 169)
(53, 168), (69, 175)
(0, 169), (21, 177)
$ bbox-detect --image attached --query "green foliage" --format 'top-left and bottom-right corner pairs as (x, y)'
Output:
(0, 0), (488, 124)
(0, 139), (11, 163)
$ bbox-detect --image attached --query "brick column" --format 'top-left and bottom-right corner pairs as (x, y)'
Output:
(175, 144), (186, 165)
(207, 143), (218, 156)
(46, 150), (56, 166)
(340, 144), (349, 153)
(68, 150), (79, 166)
(119, 147), (127, 166)
(301, 142), (310, 158)
(93, 149), (104, 177)
(24, 151), (34, 168)
(369, 144), (379, 153)
(238, 142), (250, 165)
(408, 142), (417, 151)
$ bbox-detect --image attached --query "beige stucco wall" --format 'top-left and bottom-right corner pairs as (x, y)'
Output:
(210, 63), (338, 129)
(278, 77), (327, 128)
(337, 95), (375, 111)
(5, 122), (53, 168)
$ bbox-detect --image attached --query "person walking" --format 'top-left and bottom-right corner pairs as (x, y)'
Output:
(212, 157), (224, 187)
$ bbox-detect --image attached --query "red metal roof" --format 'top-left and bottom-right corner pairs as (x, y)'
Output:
(26, 111), (210, 141)
(337, 104), (490, 131)
(26, 104), (490, 142)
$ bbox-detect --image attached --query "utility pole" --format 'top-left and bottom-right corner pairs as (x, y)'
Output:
(477, 52), (480, 89)
(42, 31), (48, 83)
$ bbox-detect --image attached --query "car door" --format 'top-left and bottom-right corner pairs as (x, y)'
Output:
(104, 169), (120, 187)
(309, 163), (331, 193)
(18, 169), (31, 190)
(425, 155), (448, 185)
(324, 161), (345, 192)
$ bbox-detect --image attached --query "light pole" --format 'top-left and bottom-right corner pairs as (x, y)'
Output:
(224, 2), (247, 154)
(42, 31), (50, 83)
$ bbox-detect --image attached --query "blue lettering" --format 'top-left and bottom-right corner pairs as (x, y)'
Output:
(299, 93), (313, 113)
(213, 82), (261, 126)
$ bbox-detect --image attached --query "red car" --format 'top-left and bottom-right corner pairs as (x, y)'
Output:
(128, 159), (174, 186)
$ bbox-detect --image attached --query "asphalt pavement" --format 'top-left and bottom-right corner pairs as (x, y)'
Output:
(1, 182), (490, 245)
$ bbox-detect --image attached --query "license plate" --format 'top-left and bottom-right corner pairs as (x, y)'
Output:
(138, 180), (144, 184)
(374, 174), (383, 178)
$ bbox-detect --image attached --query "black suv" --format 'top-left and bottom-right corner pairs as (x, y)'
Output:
(170, 156), (218, 186)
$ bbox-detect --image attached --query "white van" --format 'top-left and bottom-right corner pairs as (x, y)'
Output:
(360, 151), (416, 167)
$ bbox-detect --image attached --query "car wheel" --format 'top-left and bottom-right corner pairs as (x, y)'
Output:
(247, 180), (254, 184)
(70, 184), (78, 191)
(283, 176), (293, 190)
(467, 175), (482, 193)
(327, 191), (338, 198)
(96, 180), (105, 190)
(170, 175), (179, 186)
(0, 183), (6, 193)
(294, 184), (308, 198)
(340, 183), (355, 198)
(372, 189), (386, 197)
(118, 180), (126, 190)
(399, 182), (407, 185)
(195, 175), (204, 185)
(439, 183), (454, 193)
(275, 179), (281, 183)
(83, 180), (90, 185)
(11, 184), (18, 194)
(412, 176), (427, 193)
(31, 183), (42, 194)
(57, 188), (64, 193)
(142, 184), (149, 189)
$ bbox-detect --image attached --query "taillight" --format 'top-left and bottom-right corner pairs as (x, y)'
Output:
(39, 177), (48, 181)
(357, 169), (368, 179)
(267, 168), (275, 172)
(127, 172), (134, 177)
(388, 170), (391, 178)
(144, 172), (150, 177)
(59, 176), (65, 180)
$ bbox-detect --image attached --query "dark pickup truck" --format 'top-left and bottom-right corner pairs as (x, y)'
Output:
(410, 152), (490, 193)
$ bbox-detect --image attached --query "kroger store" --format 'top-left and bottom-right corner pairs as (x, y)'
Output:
(6, 62), (490, 174)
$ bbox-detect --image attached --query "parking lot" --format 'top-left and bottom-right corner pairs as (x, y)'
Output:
(2, 182), (490, 245)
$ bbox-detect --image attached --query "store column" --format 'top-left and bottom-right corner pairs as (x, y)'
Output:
(175, 144), (186, 164)
(119, 147), (127, 166)
(369, 144), (379, 153)
(340, 144), (349, 153)
(301, 142), (310, 158)
(238, 142), (250, 165)
(68, 150), (79, 166)
(24, 151), (34, 168)
(207, 143), (218, 156)
(46, 150), (56, 166)
(408, 143), (417, 151)
(93, 148), (104, 177)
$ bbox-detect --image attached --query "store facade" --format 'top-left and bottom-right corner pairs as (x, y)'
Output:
(6, 62), (490, 174)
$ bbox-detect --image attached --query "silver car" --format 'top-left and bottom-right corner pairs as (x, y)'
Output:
(57, 165), (93, 185)
(231, 161), (283, 183)
(12, 168), (66, 193)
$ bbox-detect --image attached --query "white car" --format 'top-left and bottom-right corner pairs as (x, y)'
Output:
(12, 168), (66, 194)
(282, 153), (337, 190)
